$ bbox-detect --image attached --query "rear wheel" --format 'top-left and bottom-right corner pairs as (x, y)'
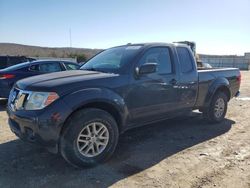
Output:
(203, 92), (228, 123)
(60, 108), (119, 168)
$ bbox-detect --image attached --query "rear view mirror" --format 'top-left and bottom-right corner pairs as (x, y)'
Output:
(136, 63), (157, 75)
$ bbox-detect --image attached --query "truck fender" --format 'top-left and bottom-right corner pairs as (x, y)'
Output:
(204, 77), (231, 108)
(61, 87), (129, 131)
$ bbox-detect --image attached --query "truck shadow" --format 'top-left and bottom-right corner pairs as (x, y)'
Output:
(0, 113), (234, 188)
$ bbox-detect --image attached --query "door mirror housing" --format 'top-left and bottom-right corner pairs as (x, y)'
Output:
(136, 63), (157, 75)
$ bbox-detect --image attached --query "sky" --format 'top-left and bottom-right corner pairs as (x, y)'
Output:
(0, 0), (249, 55)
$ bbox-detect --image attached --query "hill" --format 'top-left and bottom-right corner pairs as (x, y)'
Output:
(0, 43), (101, 60)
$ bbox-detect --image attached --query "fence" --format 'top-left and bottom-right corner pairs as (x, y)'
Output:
(200, 53), (250, 70)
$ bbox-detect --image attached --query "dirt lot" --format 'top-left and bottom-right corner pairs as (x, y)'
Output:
(0, 72), (250, 188)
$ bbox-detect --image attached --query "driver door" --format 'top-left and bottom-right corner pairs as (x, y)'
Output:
(127, 47), (179, 124)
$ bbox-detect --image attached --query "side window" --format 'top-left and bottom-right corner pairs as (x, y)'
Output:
(64, 63), (79, 70)
(29, 64), (39, 71)
(39, 62), (62, 73)
(176, 47), (194, 73)
(139, 47), (172, 74)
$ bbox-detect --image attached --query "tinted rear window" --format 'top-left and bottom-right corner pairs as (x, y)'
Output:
(1, 61), (30, 71)
(176, 47), (194, 73)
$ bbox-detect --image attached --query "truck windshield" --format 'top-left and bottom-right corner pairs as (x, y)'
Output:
(80, 46), (142, 73)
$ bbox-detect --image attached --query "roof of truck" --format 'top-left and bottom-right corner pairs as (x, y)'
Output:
(114, 42), (189, 49)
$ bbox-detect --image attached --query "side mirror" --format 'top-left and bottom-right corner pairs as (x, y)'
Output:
(136, 63), (157, 75)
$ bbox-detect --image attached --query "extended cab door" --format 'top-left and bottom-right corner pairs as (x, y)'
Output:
(128, 47), (180, 123)
(175, 47), (198, 109)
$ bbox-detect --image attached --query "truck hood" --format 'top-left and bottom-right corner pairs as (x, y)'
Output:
(16, 70), (119, 95)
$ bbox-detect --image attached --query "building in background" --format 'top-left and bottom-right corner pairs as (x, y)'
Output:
(199, 53), (250, 70)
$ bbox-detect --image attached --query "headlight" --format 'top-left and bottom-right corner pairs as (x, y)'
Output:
(25, 92), (59, 110)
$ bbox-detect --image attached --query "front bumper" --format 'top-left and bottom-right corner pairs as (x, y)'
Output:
(7, 99), (72, 153)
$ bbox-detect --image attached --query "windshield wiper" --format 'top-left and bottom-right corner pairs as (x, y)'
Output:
(82, 68), (113, 74)
(82, 68), (99, 72)
(82, 68), (106, 73)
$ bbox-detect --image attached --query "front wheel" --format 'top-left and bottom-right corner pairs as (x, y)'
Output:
(60, 108), (119, 168)
(203, 92), (228, 123)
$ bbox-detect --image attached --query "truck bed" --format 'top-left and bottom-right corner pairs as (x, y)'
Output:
(195, 68), (240, 108)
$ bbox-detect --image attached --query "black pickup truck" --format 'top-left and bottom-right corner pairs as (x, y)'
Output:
(7, 43), (241, 167)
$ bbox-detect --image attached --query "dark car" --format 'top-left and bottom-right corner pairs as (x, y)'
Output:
(7, 43), (240, 167)
(0, 60), (80, 98)
(0, 56), (35, 69)
(197, 61), (213, 69)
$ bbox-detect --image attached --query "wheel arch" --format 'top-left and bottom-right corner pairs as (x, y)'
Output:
(60, 100), (126, 141)
(214, 85), (231, 101)
(77, 101), (124, 131)
(204, 77), (231, 107)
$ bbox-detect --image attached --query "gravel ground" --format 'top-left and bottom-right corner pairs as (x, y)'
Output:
(0, 71), (249, 188)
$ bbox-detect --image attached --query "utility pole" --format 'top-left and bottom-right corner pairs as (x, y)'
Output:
(69, 28), (72, 48)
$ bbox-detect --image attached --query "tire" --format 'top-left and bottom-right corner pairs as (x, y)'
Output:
(203, 92), (228, 123)
(0, 99), (8, 106)
(60, 108), (119, 168)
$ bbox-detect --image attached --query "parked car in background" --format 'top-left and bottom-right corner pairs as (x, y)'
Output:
(0, 60), (80, 98)
(0, 56), (35, 69)
(197, 61), (213, 69)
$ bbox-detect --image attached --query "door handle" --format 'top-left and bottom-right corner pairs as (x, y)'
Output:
(170, 79), (177, 85)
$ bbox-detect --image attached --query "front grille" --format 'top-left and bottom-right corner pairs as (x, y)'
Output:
(9, 88), (30, 111)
